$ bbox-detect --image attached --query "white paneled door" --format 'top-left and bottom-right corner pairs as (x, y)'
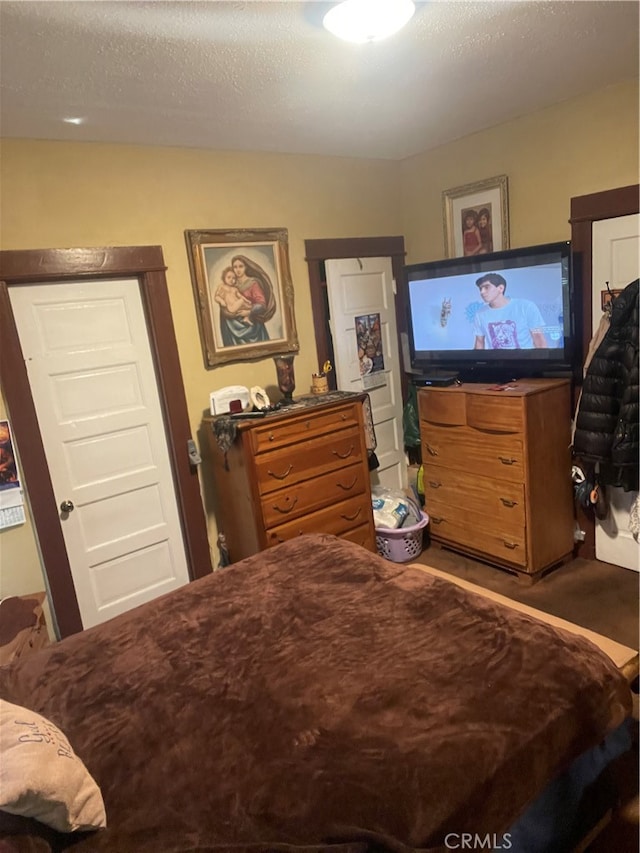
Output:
(325, 257), (407, 491)
(9, 278), (191, 627)
(591, 214), (639, 572)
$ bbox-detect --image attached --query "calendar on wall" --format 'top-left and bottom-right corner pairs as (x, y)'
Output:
(0, 419), (26, 530)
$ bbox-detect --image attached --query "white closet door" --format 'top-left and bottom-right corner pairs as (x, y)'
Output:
(326, 256), (407, 491)
(10, 278), (192, 627)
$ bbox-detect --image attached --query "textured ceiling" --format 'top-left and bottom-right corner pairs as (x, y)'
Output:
(0, 1), (638, 161)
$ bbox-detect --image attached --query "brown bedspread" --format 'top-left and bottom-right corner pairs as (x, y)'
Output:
(0, 534), (631, 852)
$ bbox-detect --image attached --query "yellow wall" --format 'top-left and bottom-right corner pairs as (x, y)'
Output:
(1, 79), (638, 622)
(400, 80), (639, 263)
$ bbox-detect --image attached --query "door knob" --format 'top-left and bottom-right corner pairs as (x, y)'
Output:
(60, 500), (74, 513)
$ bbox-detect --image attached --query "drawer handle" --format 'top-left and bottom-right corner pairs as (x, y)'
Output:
(332, 444), (354, 460)
(268, 433), (275, 442)
(431, 516), (443, 524)
(498, 456), (517, 465)
(341, 508), (362, 521)
(500, 498), (518, 507)
(428, 480), (441, 489)
(272, 496), (298, 515)
(267, 464), (293, 480)
(503, 541), (519, 550)
(341, 413), (348, 420)
(426, 443), (438, 456)
(337, 476), (358, 491)
(306, 421), (311, 429)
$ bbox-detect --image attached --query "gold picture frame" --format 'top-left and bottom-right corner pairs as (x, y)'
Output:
(600, 288), (624, 311)
(185, 228), (299, 368)
(442, 175), (510, 259)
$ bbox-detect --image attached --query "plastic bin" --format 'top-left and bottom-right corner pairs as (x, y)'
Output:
(375, 511), (429, 563)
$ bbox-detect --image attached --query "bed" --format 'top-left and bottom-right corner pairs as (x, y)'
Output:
(0, 534), (633, 852)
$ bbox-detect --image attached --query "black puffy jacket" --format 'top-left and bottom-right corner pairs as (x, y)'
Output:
(573, 278), (639, 492)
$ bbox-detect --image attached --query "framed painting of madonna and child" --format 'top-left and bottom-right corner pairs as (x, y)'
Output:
(185, 227), (300, 367)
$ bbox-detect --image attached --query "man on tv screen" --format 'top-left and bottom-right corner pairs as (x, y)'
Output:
(473, 273), (547, 349)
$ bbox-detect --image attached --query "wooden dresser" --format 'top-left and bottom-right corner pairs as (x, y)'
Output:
(418, 379), (574, 581)
(203, 394), (376, 563)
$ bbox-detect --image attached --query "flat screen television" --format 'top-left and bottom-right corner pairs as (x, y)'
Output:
(404, 241), (576, 384)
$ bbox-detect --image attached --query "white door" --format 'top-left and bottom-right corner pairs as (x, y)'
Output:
(9, 278), (192, 627)
(591, 214), (639, 571)
(325, 257), (407, 491)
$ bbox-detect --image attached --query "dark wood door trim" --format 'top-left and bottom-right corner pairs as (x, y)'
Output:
(0, 246), (212, 637)
(0, 283), (81, 636)
(304, 236), (406, 262)
(569, 184), (639, 560)
(570, 184), (639, 364)
(570, 184), (639, 225)
(304, 236), (407, 392)
(0, 246), (168, 281)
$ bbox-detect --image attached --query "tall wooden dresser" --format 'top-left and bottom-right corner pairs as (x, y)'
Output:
(418, 379), (574, 581)
(203, 393), (376, 563)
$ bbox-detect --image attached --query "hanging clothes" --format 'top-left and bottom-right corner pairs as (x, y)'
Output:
(572, 279), (639, 492)
(570, 307), (611, 446)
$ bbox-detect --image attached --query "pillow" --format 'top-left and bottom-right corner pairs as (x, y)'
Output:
(0, 699), (106, 833)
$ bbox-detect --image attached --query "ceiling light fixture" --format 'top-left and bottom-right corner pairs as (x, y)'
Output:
(63, 117), (85, 125)
(323, 0), (415, 44)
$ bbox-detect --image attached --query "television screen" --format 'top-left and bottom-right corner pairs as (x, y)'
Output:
(404, 241), (575, 382)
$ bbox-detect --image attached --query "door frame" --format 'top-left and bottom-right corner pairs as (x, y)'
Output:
(570, 184), (639, 364)
(0, 246), (212, 637)
(569, 184), (639, 560)
(304, 236), (407, 394)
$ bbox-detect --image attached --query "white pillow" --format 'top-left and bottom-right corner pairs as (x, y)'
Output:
(0, 698), (106, 833)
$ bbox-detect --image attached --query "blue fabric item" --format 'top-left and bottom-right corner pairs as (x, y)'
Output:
(503, 719), (633, 852)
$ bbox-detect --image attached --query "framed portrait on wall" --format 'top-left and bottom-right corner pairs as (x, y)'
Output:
(600, 288), (624, 311)
(185, 227), (299, 368)
(442, 175), (510, 259)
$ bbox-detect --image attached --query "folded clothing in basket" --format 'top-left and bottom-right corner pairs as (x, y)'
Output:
(371, 486), (424, 530)
(372, 496), (409, 529)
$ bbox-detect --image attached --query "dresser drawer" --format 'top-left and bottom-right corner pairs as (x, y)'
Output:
(466, 393), (524, 433)
(341, 523), (376, 550)
(423, 464), (525, 526)
(418, 389), (466, 426)
(429, 510), (527, 568)
(249, 402), (360, 454)
(265, 494), (373, 547)
(255, 427), (364, 495)
(260, 462), (367, 527)
(422, 424), (524, 482)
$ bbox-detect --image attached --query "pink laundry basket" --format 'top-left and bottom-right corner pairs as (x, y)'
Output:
(375, 511), (429, 563)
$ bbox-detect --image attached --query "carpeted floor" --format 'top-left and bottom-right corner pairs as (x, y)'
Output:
(413, 540), (639, 852)
(414, 538), (639, 648)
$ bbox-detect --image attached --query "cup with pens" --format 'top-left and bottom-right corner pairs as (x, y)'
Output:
(311, 361), (332, 394)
